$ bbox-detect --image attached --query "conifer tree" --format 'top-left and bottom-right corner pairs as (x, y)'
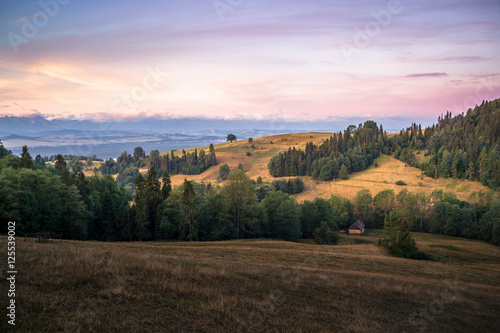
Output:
(19, 145), (34, 169)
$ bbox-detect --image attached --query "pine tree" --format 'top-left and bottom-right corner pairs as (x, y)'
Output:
(379, 210), (427, 259)
(161, 169), (172, 200)
(34, 154), (45, 169)
(145, 167), (161, 239)
(134, 173), (150, 240)
(55, 154), (70, 183)
(20, 145), (34, 169)
(339, 164), (348, 180)
(0, 139), (10, 158)
(181, 179), (197, 241)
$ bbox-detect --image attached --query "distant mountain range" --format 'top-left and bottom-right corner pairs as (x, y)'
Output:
(0, 114), (437, 159)
(0, 115), (306, 135)
(0, 114), (433, 137)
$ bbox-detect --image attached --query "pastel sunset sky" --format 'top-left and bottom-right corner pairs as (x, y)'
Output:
(0, 0), (499, 125)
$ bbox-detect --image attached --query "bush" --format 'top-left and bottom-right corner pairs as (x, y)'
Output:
(271, 178), (305, 195)
(218, 164), (230, 181)
(246, 152), (252, 156)
(313, 221), (340, 245)
(395, 180), (407, 186)
(374, 162), (379, 167)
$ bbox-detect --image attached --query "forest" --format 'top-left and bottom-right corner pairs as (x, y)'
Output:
(0, 140), (499, 246)
(268, 120), (384, 180)
(268, 99), (500, 191)
(100, 145), (217, 190)
(0, 99), (499, 246)
(392, 99), (500, 190)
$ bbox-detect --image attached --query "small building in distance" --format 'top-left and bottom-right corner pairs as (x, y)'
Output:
(348, 220), (365, 235)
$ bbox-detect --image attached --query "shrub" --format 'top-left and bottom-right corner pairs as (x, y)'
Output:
(374, 161), (379, 167)
(271, 178), (305, 195)
(313, 221), (340, 245)
(246, 152), (252, 156)
(218, 164), (230, 181)
(395, 180), (407, 186)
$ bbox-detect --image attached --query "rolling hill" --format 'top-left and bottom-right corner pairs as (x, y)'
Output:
(159, 132), (496, 202)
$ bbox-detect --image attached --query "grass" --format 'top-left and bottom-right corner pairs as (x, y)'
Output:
(159, 133), (497, 202)
(292, 154), (496, 202)
(1, 234), (499, 332)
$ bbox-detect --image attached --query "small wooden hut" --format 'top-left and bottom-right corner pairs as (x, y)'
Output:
(348, 220), (365, 235)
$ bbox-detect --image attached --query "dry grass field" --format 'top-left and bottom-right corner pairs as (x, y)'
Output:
(167, 132), (334, 187)
(293, 154), (496, 202)
(161, 133), (495, 202)
(1, 233), (499, 332)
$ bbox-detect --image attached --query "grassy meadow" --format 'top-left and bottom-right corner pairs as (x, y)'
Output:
(1, 233), (499, 332)
(150, 132), (496, 202)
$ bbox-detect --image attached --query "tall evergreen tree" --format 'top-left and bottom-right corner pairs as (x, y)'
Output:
(180, 179), (197, 240)
(161, 169), (172, 200)
(19, 145), (34, 169)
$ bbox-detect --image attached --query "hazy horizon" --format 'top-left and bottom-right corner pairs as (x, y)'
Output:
(1, 0), (499, 124)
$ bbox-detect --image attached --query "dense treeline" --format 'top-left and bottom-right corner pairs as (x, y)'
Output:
(355, 187), (500, 245)
(268, 99), (499, 191)
(1, 141), (499, 246)
(0, 142), (324, 242)
(0, 143), (131, 240)
(100, 145), (217, 190)
(268, 121), (386, 180)
(391, 99), (500, 190)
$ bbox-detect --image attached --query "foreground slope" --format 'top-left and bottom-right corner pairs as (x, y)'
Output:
(2, 233), (499, 332)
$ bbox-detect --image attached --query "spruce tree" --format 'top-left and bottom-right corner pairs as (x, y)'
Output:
(161, 169), (172, 200)
(181, 179), (198, 241)
(20, 145), (34, 169)
(339, 164), (348, 180)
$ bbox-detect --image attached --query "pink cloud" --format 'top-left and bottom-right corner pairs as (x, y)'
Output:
(405, 73), (448, 78)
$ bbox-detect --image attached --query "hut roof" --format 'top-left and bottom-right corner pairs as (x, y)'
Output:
(349, 220), (365, 230)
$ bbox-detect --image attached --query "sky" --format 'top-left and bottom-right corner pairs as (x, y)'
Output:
(0, 0), (499, 127)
